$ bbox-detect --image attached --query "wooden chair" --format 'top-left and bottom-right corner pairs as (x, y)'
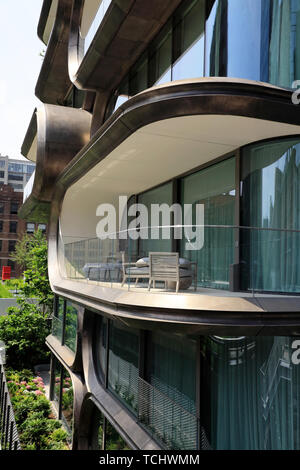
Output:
(148, 252), (193, 293)
(121, 252), (149, 287)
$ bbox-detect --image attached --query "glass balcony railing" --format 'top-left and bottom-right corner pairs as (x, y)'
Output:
(58, 225), (300, 296)
(51, 315), (63, 342)
(23, 170), (35, 203)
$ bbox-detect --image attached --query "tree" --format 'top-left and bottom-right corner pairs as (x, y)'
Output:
(0, 230), (53, 368)
(11, 230), (54, 313)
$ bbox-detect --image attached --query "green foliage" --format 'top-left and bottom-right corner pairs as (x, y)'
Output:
(0, 304), (50, 368)
(6, 368), (69, 451)
(4, 278), (25, 291)
(0, 283), (13, 298)
(11, 230), (54, 313)
(0, 230), (53, 368)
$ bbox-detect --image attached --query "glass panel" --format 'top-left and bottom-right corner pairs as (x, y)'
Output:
(52, 297), (64, 341)
(145, 331), (197, 449)
(64, 301), (78, 352)
(61, 369), (74, 433)
(99, 317), (107, 377)
(105, 420), (130, 450)
(149, 331), (196, 414)
(202, 336), (300, 450)
(89, 409), (104, 449)
(241, 138), (300, 292)
(180, 157), (235, 290)
(108, 321), (139, 415)
(206, 0), (300, 88)
(129, 54), (148, 95)
(173, 0), (205, 80)
(138, 182), (173, 258)
(53, 357), (62, 409)
(149, 23), (172, 86)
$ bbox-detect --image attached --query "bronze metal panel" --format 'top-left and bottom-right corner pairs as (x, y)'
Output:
(35, 0), (74, 104)
(19, 104), (91, 222)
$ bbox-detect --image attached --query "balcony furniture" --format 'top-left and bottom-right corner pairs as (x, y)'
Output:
(148, 252), (194, 293)
(82, 257), (122, 282)
(121, 253), (150, 287)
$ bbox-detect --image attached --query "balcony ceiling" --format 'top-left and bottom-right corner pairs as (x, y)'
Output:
(61, 112), (300, 239)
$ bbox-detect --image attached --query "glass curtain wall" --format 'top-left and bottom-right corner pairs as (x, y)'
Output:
(90, 408), (130, 450)
(146, 331), (197, 449)
(137, 182), (173, 257)
(202, 336), (300, 450)
(206, 0), (300, 89)
(180, 157), (235, 289)
(108, 321), (139, 415)
(52, 297), (65, 341)
(64, 301), (78, 352)
(106, 0), (205, 116)
(105, 0), (300, 120)
(241, 138), (300, 292)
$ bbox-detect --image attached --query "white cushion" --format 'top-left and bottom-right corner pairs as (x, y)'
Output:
(135, 257), (149, 267)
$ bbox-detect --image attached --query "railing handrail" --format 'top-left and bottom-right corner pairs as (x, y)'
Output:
(62, 223), (300, 245)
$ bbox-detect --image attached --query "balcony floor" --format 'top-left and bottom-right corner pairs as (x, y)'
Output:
(71, 277), (300, 299)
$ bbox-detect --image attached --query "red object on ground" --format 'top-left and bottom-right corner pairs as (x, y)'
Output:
(2, 266), (11, 280)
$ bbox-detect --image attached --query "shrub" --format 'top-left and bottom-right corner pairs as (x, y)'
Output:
(6, 368), (69, 451)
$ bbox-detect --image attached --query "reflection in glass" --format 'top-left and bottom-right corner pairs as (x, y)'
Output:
(241, 138), (300, 292)
(181, 157), (235, 289)
(206, 0), (300, 88)
(108, 321), (139, 414)
(106, 420), (130, 450)
(61, 369), (74, 433)
(64, 301), (78, 352)
(81, 0), (112, 56)
(138, 182), (173, 256)
(52, 297), (64, 342)
(202, 336), (300, 450)
(173, 0), (205, 80)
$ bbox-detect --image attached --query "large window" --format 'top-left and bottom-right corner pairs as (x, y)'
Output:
(138, 182), (174, 257)
(108, 0), (205, 116)
(205, 0), (300, 89)
(51, 296), (78, 353)
(201, 336), (300, 450)
(108, 321), (139, 415)
(106, 0), (300, 119)
(241, 138), (300, 293)
(180, 157), (236, 290)
(95, 316), (199, 449)
(50, 355), (73, 438)
(64, 301), (78, 353)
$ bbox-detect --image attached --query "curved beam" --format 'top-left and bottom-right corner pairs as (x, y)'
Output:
(19, 104), (92, 222)
(35, 0), (74, 104)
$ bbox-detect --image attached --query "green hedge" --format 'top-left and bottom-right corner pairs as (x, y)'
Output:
(6, 368), (69, 450)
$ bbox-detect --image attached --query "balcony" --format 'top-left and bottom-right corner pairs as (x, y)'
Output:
(58, 224), (300, 301)
(81, 0), (112, 59)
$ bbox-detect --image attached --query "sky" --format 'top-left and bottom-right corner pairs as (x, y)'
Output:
(0, 0), (44, 160)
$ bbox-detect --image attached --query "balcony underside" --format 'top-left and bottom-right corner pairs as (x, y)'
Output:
(19, 104), (91, 222)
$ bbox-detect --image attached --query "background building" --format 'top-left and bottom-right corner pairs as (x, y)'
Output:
(0, 155), (35, 192)
(20, 0), (300, 451)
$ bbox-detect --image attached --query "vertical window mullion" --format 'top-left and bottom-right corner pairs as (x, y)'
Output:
(105, 319), (110, 389)
(61, 300), (67, 345)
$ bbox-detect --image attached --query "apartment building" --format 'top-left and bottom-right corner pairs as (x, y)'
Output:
(0, 155), (35, 192)
(20, 0), (300, 450)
